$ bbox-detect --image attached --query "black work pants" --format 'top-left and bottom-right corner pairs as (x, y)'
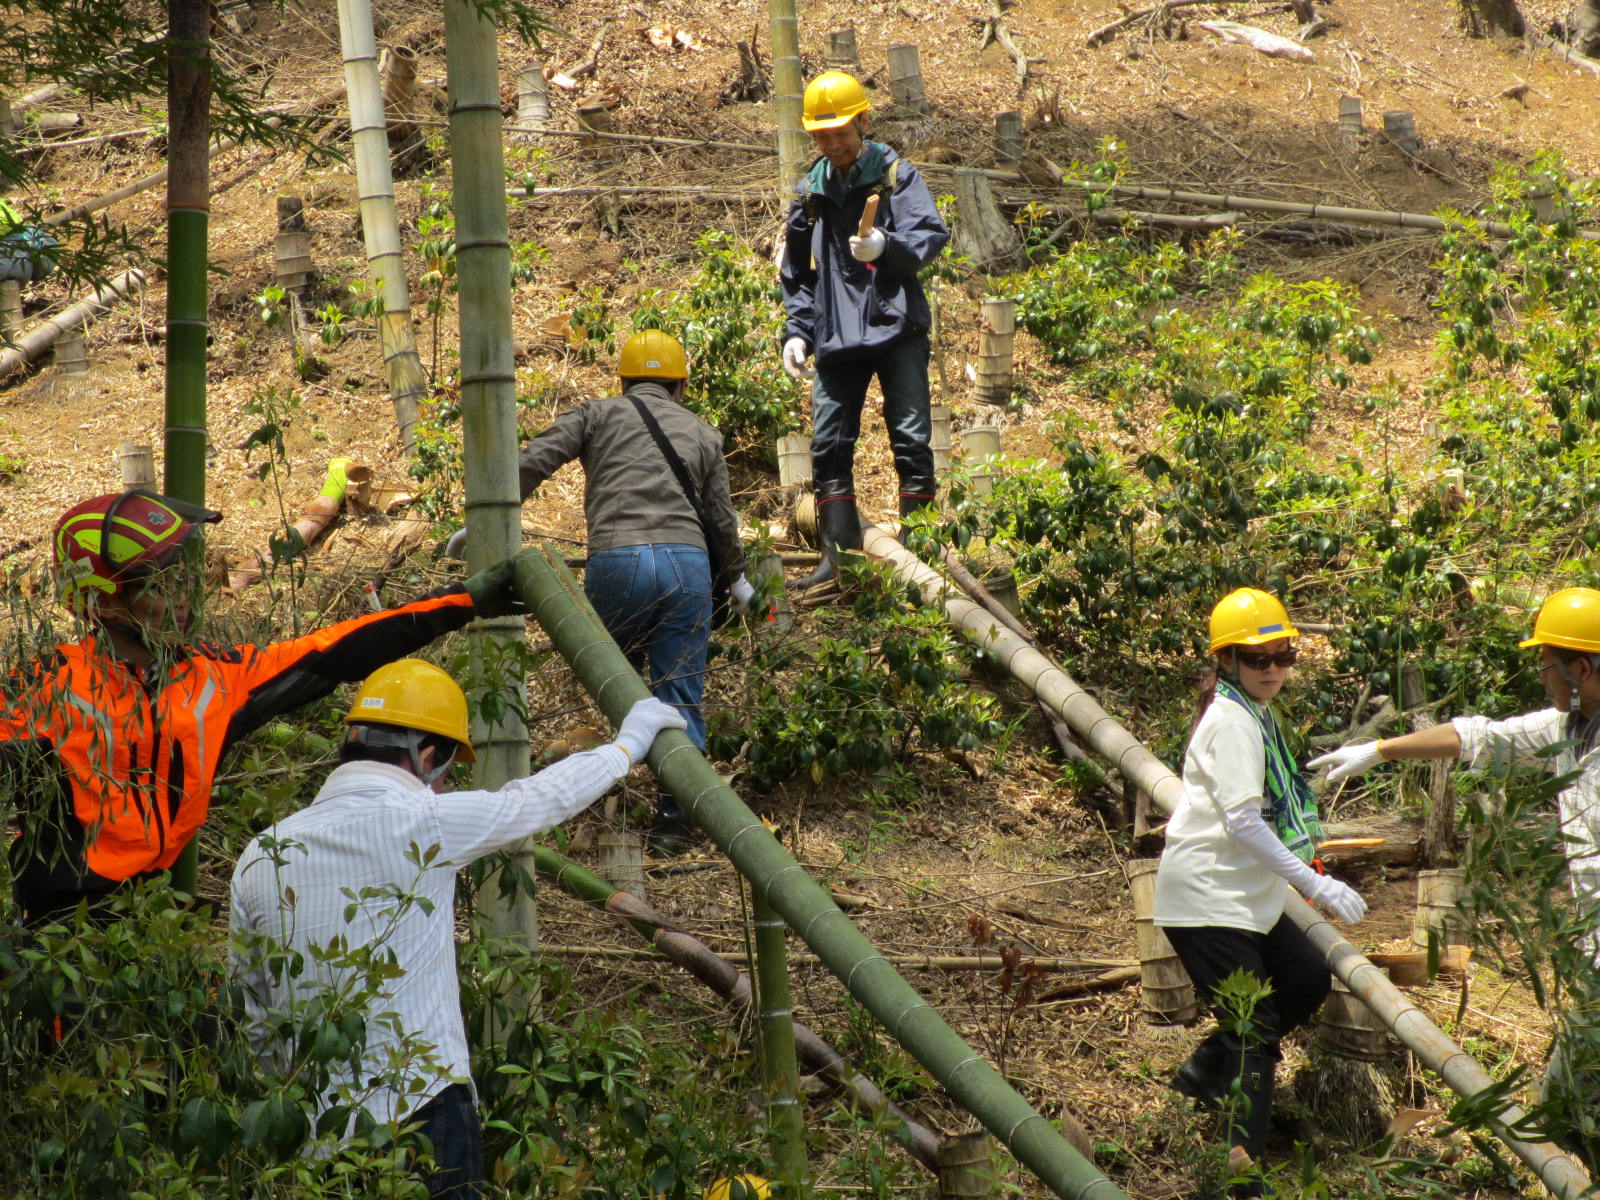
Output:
(1163, 912), (1330, 1061)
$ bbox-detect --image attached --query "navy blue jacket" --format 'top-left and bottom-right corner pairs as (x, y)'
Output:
(780, 143), (949, 367)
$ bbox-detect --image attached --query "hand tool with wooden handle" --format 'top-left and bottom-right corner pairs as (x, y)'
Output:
(857, 193), (880, 238)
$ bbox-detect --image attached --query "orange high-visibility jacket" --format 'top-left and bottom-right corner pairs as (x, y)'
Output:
(2, 588), (477, 923)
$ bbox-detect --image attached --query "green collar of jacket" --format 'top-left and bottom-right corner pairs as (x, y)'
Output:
(805, 141), (889, 207)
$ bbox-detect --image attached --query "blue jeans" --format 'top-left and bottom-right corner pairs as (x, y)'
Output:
(811, 332), (934, 495)
(410, 1083), (483, 1199)
(585, 544), (711, 750)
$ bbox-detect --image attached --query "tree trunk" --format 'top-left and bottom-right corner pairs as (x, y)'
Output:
(337, 0), (428, 456)
(1457, 0), (1524, 37)
(165, 0), (212, 897)
(1576, 0), (1600, 56)
(442, 0), (536, 971)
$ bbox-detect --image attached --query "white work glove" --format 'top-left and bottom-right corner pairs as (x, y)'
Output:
(1306, 874), (1368, 924)
(782, 336), (812, 381)
(730, 573), (755, 616)
(1307, 741), (1387, 784)
(444, 527), (469, 561)
(615, 697), (688, 765)
(849, 227), (886, 263)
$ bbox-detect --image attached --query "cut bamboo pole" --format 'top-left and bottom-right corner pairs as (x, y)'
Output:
(337, 0), (428, 456)
(1338, 95), (1363, 151)
(975, 297), (1016, 406)
(938, 1130), (1000, 1200)
(0, 268), (145, 383)
(530, 845), (943, 1172)
(930, 404), (953, 473)
(443, 0), (536, 973)
(859, 523), (1596, 1200)
(513, 544), (1127, 1200)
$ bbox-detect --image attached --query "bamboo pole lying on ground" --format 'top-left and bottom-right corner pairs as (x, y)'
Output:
(0, 268), (145, 383)
(513, 544), (1122, 1200)
(861, 522), (1594, 1200)
(532, 845), (944, 1171)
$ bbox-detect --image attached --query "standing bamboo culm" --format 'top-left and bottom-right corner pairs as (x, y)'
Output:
(768, 0), (808, 186)
(753, 884), (810, 1195)
(164, 0), (214, 897)
(337, 0), (428, 456)
(442, 0), (536, 978)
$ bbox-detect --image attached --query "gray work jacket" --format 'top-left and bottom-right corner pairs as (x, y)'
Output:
(516, 380), (744, 573)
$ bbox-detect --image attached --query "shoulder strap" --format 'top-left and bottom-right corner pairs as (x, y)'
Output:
(626, 394), (704, 516)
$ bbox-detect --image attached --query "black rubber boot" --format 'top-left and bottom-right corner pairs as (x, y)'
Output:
(791, 492), (862, 590)
(647, 792), (693, 857)
(1226, 1051), (1275, 1198)
(896, 478), (937, 544)
(1170, 1031), (1232, 1110)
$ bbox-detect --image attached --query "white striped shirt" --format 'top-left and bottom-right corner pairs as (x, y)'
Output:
(228, 745), (629, 1128)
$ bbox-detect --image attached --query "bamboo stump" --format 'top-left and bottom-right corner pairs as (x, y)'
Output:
(54, 328), (89, 376)
(930, 404), (953, 473)
(953, 169), (1023, 274)
(825, 27), (861, 73)
(936, 1131), (998, 1200)
(1383, 110), (1420, 157)
(275, 196), (313, 294)
(886, 44), (932, 114)
(0, 280), (19, 338)
(959, 426), (1001, 497)
(596, 829), (648, 900)
(1127, 858), (1199, 1025)
(975, 297), (1016, 406)
(0, 97), (13, 139)
(515, 65), (549, 142)
(1412, 868), (1469, 950)
(777, 434), (812, 488)
(380, 44), (419, 144)
(994, 109), (1023, 167)
(118, 442), (156, 491)
(1337, 95), (1362, 152)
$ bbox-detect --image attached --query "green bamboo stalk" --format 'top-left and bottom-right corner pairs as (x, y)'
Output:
(859, 521), (1596, 1200)
(767, 0), (808, 186)
(335, 0), (428, 455)
(753, 882), (810, 1196)
(164, 0), (212, 898)
(442, 0), (535, 957)
(513, 545), (1126, 1200)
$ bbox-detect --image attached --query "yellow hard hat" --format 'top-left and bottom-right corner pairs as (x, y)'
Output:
(343, 659), (477, 762)
(1519, 587), (1600, 653)
(619, 328), (688, 381)
(802, 71), (870, 131)
(705, 1177), (771, 1200)
(1209, 587), (1300, 653)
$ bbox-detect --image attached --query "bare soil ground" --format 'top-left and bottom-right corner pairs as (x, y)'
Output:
(3, 0), (1599, 1195)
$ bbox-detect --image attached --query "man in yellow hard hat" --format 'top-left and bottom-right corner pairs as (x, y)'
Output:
(445, 328), (748, 852)
(230, 659), (686, 1196)
(780, 70), (950, 587)
(1309, 585), (1600, 1167)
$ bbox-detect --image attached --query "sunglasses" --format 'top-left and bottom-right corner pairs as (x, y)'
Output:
(1232, 647), (1298, 670)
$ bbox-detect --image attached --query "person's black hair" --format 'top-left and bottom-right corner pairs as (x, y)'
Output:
(339, 729), (459, 769)
(1551, 645), (1600, 673)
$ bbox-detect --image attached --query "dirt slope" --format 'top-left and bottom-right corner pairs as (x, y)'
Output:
(3, 0), (1598, 1195)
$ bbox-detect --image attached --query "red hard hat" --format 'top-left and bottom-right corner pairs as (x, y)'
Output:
(54, 489), (222, 598)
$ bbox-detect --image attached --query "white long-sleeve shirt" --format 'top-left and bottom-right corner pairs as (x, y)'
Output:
(229, 744), (629, 1128)
(1154, 695), (1323, 933)
(1452, 707), (1600, 955)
